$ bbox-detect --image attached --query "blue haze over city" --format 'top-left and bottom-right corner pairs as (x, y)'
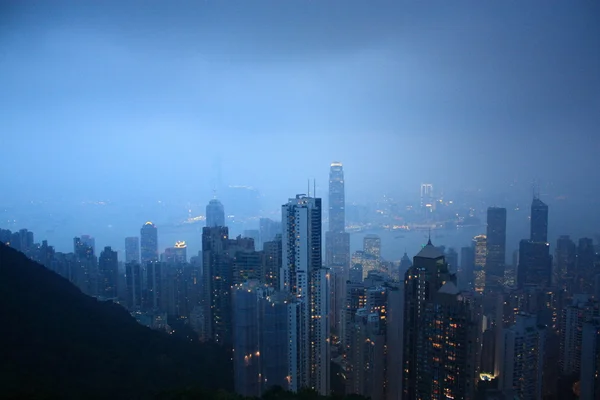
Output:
(3, 2), (600, 400)
(2, 1), (599, 260)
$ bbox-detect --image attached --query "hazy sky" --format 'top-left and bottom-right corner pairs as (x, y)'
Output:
(1, 0), (599, 205)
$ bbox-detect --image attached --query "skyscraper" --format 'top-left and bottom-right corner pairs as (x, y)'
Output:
(232, 282), (296, 396)
(202, 226), (254, 345)
(206, 199), (225, 228)
(328, 162), (345, 233)
(485, 207), (507, 294)
(325, 163), (350, 336)
(530, 197), (549, 243)
(474, 234), (487, 293)
(125, 236), (140, 264)
(403, 241), (481, 400)
(98, 246), (118, 298)
(140, 222), (158, 264)
(517, 240), (552, 288)
(518, 198), (552, 289)
(281, 194), (330, 395)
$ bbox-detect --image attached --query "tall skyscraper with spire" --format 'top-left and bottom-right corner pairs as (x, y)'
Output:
(518, 196), (552, 288)
(206, 199), (225, 227)
(403, 240), (481, 400)
(325, 162), (350, 337)
(281, 194), (330, 395)
(530, 197), (549, 243)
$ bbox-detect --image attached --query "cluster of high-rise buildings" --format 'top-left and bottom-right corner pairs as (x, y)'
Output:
(3, 166), (600, 400)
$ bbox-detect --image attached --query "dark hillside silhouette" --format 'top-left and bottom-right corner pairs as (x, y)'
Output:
(0, 243), (232, 399)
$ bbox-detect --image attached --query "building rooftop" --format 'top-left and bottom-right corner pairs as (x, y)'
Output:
(415, 241), (444, 259)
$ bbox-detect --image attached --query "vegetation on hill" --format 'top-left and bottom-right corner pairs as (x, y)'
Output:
(0, 244), (232, 399)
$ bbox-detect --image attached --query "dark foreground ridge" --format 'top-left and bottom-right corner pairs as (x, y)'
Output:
(0, 244), (368, 400)
(0, 243), (232, 399)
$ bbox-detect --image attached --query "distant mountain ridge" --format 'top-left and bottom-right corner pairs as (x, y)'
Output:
(0, 242), (232, 399)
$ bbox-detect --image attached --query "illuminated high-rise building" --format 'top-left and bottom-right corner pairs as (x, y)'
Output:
(206, 199), (225, 228)
(202, 227), (254, 345)
(403, 241), (481, 400)
(140, 222), (158, 264)
(232, 282), (297, 396)
(420, 183), (433, 209)
(474, 234), (487, 293)
(125, 236), (140, 264)
(281, 194), (330, 395)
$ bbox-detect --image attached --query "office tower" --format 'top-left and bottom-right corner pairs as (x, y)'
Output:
(485, 207), (507, 294)
(281, 194), (329, 395)
(530, 197), (548, 243)
(474, 234), (487, 293)
(262, 236), (282, 287)
(140, 222), (158, 264)
(577, 238), (596, 294)
(517, 240), (552, 289)
(498, 313), (546, 400)
(554, 235), (577, 283)
(363, 234), (381, 260)
(98, 246), (118, 298)
(259, 218), (282, 245)
(329, 161), (345, 233)
(173, 241), (187, 263)
(206, 199), (225, 228)
(580, 318), (600, 400)
(125, 236), (140, 264)
(403, 241), (481, 400)
(125, 261), (142, 310)
(232, 282), (296, 396)
(326, 162), (350, 336)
